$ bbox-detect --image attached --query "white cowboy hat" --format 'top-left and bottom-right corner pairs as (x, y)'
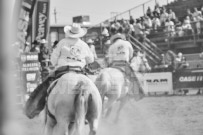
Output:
(102, 28), (109, 36)
(87, 39), (94, 44)
(64, 23), (87, 38)
(110, 33), (126, 43)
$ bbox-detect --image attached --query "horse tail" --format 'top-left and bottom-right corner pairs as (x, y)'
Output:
(95, 72), (110, 101)
(74, 81), (88, 134)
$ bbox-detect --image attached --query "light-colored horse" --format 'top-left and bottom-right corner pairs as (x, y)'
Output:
(25, 72), (102, 135)
(95, 56), (150, 122)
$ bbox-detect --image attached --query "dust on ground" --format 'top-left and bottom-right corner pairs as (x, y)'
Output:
(6, 96), (203, 135)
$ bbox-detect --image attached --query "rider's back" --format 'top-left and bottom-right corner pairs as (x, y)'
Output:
(107, 39), (133, 64)
(51, 37), (94, 68)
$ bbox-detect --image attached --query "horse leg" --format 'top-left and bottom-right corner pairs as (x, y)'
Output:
(68, 122), (75, 135)
(88, 118), (99, 135)
(114, 96), (128, 123)
(104, 96), (117, 118)
(43, 115), (56, 135)
(52, 120), (67, 135)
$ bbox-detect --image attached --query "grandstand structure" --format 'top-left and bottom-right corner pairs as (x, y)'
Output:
(86, 0), (203, 68)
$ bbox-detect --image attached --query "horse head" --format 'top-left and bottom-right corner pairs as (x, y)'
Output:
(138, 57), (151, 73)
(24, 82), (49, 119)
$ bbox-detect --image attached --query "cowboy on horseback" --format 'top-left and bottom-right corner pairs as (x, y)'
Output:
(106, 33), (144, 101)
(25, 23), (94, 117)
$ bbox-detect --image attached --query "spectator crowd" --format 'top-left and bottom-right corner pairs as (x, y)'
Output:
(100, 3), (203, 43)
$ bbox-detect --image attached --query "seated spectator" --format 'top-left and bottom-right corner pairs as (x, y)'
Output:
(182, 16), (193, 35)
(168, 9), (176, 22)
(176, 52), (183, 62)
(177, 57), (189, 70)
(143, 15), (152, 29)
(165, 18), (175, 37)
(176, 26), (184, 37)
(160, 8), (169, 26)
(152, 16), (161, 31)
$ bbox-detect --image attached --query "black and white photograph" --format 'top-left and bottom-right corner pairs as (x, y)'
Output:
(1, 0), (203, 135)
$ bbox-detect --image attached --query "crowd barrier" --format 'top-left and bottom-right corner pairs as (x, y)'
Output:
(141, 68), (203, 95)
(20, 53), (41, 98)
(17, 53), (203, 98)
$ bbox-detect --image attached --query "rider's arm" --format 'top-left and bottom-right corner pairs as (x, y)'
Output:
(128, 42), (134, 60)
(50, 40), (63, 66)
(84, 43), (94, 64)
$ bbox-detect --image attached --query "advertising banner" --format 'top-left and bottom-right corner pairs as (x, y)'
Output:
(20, 53), (41, 94)
(174, 69), (203, 89)
(16, 0), (36, 47)
(143, 72), (173, 94)
(33, 0), (50, 42)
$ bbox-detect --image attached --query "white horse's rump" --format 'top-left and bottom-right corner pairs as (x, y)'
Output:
(43, 72), (102, 135)
(95, 56), (150, 121)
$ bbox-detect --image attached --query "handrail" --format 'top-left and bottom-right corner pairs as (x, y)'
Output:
(145, 38), (163, 54)
(129, 40), (158, 64)
(129, 34), (161, 62)
(88, 0), (154, 29)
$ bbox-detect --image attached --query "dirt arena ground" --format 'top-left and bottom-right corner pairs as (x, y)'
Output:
(5, 95), (203, 135)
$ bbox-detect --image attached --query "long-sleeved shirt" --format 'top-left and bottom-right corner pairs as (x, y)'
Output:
(107, 39), (133, 64)
(51, 37), (94, 68)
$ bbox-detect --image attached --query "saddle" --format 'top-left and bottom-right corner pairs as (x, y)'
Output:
(110, 61), (134, 80)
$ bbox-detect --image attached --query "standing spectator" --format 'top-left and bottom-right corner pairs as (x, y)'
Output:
(146, 7), (152, 18)
(201, 6), (203, 16)
(102, 28), (110, 53)
(134, 19), (144, 41)
(186, 9), (193, 20)
(160, 8), (169, 26)
(52, 40), (59, 49)
(193, 7), (202, 20)
(129, 16), (135, 25)
(196, 14), (203, 34)
(87, 39), (97, 60)
(122, 20), (130, 35)
(102, 27), (109, 37)
(30, 40), (40, 53)
(104, 40), (111, 55)
(153, 5), (160, 18)
(168, 9), (176, 22)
